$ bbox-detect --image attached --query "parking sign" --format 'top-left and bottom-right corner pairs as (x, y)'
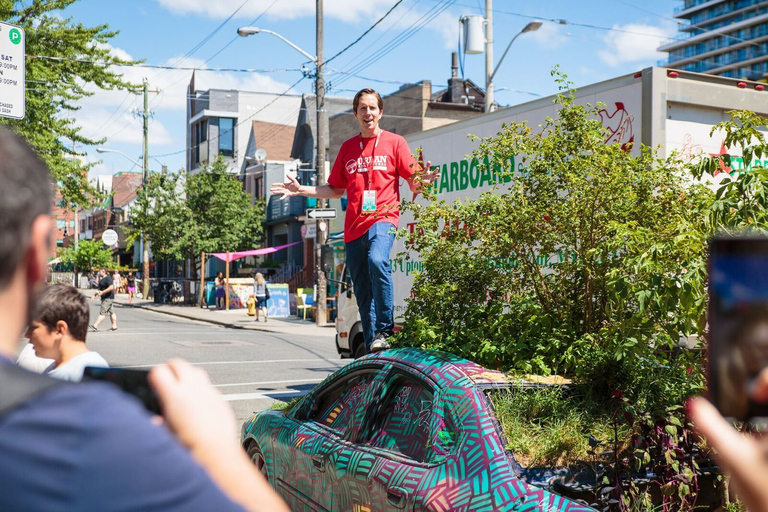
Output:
(0, 22), (25, 120)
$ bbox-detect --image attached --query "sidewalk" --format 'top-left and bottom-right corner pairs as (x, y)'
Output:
(84, 290), (335, 338)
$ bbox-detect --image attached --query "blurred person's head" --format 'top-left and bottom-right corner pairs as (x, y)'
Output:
(25, 284), (89, 360)
(255, 272), (265, 286)
(0, 128), (53, 357)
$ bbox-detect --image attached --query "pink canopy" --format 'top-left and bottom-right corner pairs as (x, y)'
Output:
(209, 241), (301, 262)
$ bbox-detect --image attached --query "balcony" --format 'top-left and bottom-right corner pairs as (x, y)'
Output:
(267, 195), (307, 222)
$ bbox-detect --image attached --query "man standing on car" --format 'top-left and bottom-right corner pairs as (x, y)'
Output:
(90, 267), (117, 331)
(271, 88), (439, 353)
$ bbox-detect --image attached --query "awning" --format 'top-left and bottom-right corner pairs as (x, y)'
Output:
(209, 241), (301, 263)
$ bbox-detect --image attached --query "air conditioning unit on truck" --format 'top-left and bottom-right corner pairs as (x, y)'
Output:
(334, 66), (768, 358)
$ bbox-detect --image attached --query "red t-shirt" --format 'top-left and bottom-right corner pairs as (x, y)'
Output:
(328, 130), (419, 243)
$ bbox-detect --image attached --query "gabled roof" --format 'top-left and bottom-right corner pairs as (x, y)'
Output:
(111, 173), (143, 209)
(251, 120), (295, 161)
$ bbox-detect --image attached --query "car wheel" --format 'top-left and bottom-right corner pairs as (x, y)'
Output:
(247, 442), (269, 482)
(353, 338), (366, 359)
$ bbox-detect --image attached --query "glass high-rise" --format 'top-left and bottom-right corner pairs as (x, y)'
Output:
(659, 0), (768, 79)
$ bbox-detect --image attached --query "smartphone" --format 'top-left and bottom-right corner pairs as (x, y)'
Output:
(83, 366), (162, 415)
(709, 235), (768, 421)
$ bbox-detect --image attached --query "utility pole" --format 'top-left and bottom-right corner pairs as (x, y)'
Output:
(484, 0), (494, 113)
(140, 78), (158, 299)
(315, 0), (327, 326)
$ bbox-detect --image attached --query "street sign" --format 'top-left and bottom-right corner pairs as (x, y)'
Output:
(102, 229), (119, 247)
(301, 224), (317, 239)
(0, 22), (25, 120)
(306, 208), (337, 219)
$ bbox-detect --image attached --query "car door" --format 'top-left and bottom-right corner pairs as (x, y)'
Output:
(321, 370), (444, 511)
(282, 366), (386, 511)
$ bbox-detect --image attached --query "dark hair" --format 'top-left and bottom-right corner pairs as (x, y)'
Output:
(33, 284), (89, 342)
(0, 128), (53, 290)
(353, 88), (383, 113)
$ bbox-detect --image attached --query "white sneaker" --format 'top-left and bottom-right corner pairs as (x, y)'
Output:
(370, 334), (390, 352)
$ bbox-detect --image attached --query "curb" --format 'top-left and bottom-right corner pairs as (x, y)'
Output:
(113, 300), (334, 336)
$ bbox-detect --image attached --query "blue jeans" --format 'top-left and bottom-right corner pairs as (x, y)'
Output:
(346, 222), (395, 351)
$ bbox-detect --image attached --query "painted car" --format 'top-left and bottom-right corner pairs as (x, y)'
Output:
(241, 348), (595, 511)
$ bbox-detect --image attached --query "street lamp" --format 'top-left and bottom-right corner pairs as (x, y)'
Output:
(237, 27), (317, 63)
(238, 11), (329, 326)
(96, 147), (150, 299)
(485, 19), (542, 113)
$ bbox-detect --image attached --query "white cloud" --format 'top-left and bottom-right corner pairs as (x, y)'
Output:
(155, 0), (399, 22)
(74, 45), (294, 147)
(527, 22), (571, 50)
(598, 23), (677, 68)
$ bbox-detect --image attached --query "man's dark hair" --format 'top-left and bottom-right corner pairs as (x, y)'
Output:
(353, 88), (383, 113)
(0, 128), (53, 290)
(33, 284), (89, 342)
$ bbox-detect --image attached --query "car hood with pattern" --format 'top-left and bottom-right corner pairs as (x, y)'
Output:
(242, 348), (594, 511)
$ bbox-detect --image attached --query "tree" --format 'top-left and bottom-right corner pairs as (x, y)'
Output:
(59, 238), (114, 271)
(0, 0), (137, 205)
(131, 158), (266, 281)
(398, 71), (713, 379)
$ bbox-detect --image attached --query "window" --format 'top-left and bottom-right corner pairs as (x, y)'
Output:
(218, 118), (234, 157)
(56, 219), (66, 229)
(310, 371), (378, 437)
(364, 375), (434, 461)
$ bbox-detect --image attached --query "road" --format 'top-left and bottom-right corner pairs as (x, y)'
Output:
(82, 299), (349, 434)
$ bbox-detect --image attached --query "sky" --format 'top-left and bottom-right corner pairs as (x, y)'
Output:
(54, 0), (681, 177)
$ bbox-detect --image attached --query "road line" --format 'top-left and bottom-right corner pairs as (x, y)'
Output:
(223, 390), (306, 401)
(215, 378), (325, 388)
(121, 358), (344, 368)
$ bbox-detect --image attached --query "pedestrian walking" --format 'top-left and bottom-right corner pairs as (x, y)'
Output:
(90, 268), (117, 331)
(215, 271), (226, 310)
(252, 272), (269, 322)
(113, 270), (122, 294)
(126, 271), (136, 304)
(271, 88), (439, 353)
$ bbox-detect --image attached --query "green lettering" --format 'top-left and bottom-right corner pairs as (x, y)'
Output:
(469, 157), (480, 188)
(480, 155), (492, 187)
(438, 164), (449, 194)
(459, 160), (469, 190)
(450, 162), (459, 193)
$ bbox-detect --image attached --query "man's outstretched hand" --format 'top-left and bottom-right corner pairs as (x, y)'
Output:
(410, 160), (440, 200)
(270, 174), (302, 200)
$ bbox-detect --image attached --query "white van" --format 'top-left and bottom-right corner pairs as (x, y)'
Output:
(334, 264), (365, 358)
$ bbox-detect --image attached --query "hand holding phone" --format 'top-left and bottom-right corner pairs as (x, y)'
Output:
(83, 366), (162, 415)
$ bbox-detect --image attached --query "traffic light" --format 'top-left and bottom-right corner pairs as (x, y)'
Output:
(321, 244), (333, 274)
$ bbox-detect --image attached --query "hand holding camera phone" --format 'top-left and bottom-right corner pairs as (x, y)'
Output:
(83, 366), (162, 415)
(708, 235), (768, 421)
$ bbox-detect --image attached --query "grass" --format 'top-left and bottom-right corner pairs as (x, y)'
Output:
(267, 395), (302, 411)
(489, 384), (632, 467)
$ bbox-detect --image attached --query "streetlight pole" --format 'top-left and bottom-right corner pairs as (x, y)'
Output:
(238, 16), (328, 325)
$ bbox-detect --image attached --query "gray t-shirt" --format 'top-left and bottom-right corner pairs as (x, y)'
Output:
(45, 352), (109, 382)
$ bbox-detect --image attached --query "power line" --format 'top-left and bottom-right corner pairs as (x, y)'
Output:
(325, 0), (406, 65)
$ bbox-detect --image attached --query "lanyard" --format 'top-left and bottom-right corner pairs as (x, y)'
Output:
(359, 131), (380, 191)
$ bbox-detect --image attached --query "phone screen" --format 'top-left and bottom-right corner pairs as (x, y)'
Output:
(709, 235), (768, 420)
(83, 367), (162, 415)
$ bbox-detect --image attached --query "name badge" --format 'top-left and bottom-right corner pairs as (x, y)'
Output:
(362, 190), (377, 214)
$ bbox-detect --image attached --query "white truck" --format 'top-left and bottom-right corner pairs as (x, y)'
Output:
(334, 66), (768, 358)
